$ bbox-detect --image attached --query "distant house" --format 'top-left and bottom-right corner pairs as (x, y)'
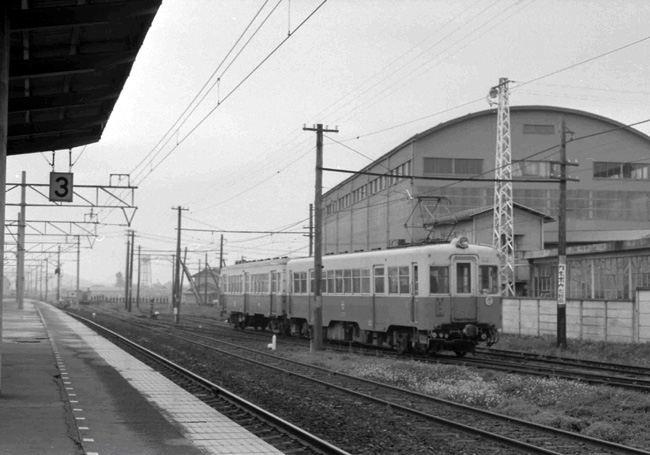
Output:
(186, 267), (220, 305)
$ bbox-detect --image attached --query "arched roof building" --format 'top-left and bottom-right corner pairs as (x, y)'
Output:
(322, 105), (650, 258)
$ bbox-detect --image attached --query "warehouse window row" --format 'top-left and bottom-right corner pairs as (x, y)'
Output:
(325, 161), (411, 215)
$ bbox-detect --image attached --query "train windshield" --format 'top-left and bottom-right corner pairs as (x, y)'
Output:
(479, 265), (499, 294)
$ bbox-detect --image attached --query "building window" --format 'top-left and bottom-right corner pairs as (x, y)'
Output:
(523, 124), (555, 134)
(512, 160), (559, 178)
(424, 158), (482, 175)
(594, 162), (650, 180)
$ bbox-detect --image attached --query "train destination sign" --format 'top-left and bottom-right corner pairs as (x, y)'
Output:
(49, 172), (74, 202)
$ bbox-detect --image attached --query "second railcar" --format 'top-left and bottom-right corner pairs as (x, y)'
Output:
(220, 238), (502, 355)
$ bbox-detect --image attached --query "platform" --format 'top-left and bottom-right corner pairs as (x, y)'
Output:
(0, 300), (285, 455)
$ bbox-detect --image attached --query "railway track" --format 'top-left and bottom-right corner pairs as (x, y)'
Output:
(89, 306), (650, 392)
(68, 312), (350, 455)
(71, 308), (650, 455)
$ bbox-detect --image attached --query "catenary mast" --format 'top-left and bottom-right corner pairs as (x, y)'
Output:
(488, 77), (515, 296)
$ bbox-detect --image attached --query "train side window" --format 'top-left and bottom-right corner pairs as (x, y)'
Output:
(361, 269), (370, 294)
(412, 264), (418, 295)
(293, 271), (307, 294)
(430, 266), (449, 294)
(335, 270), (344, 293)
(271, 272), (278, 293)
(321, 270), (327, 293)
(456, 263), (472, 294)
(388, 266), (399, 294)
(374, 266), (385, 294)
(327, 270), (335, 294)
(309, 270), (314, 294)
(479, 265), (499, 294)
(399, 266), (409, 294)
(344, 269), (353, 293)
(352, 269), (361, 293)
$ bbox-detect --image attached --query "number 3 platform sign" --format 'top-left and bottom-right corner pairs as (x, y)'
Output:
(49, 172), (74, 202)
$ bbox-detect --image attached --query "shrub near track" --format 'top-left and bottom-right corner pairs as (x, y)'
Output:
(288, 348), (650, 449)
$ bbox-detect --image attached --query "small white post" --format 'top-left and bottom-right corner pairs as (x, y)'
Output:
(267, 335), (277, 351)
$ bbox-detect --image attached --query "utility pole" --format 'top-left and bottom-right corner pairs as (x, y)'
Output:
(44, 258), (48, 302)
(309, 203), (313, 257)
(219, 234), (224, 268)
(303, 123), (338, 351)
(124, 231), (131, 310)
(75, 235), (80, 307)
(171, 254), (176, 309)
(18, 171), (27, 309)
(16, 212), (24, 309)
(557, 118), (568, 349)
(136, 245), (141, 310)
(172, 206), (188, 324)
(204, 252), (208, 306)
(128, 230), (135, 312)
(56, 245), (61, 304)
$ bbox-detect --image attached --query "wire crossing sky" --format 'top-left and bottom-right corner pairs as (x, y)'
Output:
(9, 0), (650, 285)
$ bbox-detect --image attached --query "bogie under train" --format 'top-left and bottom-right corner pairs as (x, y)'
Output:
(220, 237), (502, 356)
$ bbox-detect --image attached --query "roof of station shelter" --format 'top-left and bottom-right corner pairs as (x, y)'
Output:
(324, 105), (650, 197)
(6, 0), (162, 156)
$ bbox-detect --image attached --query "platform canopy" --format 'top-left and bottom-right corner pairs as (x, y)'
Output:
(7, 0), (162, 156)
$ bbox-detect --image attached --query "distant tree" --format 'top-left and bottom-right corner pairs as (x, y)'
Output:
(115, 271), (124, 288)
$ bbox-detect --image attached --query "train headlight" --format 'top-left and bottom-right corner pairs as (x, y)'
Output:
(454, 236), (469, 249)
(485, 296), (494, 306)
(481, 333), (487, 340)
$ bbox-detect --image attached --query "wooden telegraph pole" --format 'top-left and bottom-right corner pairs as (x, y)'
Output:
(303, 123), (338, 351)
(557, 119), (568, 348)
(173, 206), (188, 324)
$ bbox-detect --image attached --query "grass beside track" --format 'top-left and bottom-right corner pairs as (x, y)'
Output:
(82, 301), (650, 450)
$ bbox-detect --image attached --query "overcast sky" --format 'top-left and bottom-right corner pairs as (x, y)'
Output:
(7, 0), (650, 287)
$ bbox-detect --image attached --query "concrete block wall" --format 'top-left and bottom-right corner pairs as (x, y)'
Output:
(503, 297), (638, 343)
(639, 289), (650, 343)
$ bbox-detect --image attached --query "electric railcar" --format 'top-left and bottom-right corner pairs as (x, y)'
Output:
(220, 238), (502, 356)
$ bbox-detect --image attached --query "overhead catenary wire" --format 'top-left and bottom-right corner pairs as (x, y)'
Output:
(96, 1), (328, 225)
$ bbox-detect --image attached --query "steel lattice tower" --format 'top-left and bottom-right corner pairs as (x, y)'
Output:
(489, 77), (515, 296)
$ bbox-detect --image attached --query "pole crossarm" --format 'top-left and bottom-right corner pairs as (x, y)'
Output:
(5, 220), (99, 237)
(5, 181), (138, 225)
(182, 228), (307, 235)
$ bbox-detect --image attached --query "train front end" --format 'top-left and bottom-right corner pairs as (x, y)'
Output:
(423, 237), (502, 356)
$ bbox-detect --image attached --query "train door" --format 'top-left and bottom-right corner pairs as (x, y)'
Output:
(270, 271), (278, 317)
(451, 256), (477, 321)
(410, 263), (418, 322)
(243, 272), (249, 314)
